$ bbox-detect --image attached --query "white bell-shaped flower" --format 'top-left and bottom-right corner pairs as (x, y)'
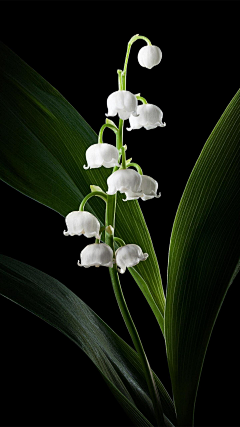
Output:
(127, 104), (166, 131)
(141, 175), (161, 201)
(125, 175), (160, 201)
(115, 244), (149, 274)
(83, 143), (120, 170)
(107, 169), (142, 198)
(63, 211), (100, 239)
(106, 90), (138, 120)
(77, 243), (114, 268)
(138, 45), (162, 69)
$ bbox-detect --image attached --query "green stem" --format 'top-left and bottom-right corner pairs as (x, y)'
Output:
(121, 72), (126, 91)
(117, 69), (123, 90)
(98, 124), (118, 144)
(113, 237), (125, 247)
(127, 162), (143, 175)
(113, 237), (165, 334)
(116, 119), (123, 150)
(108, 264), (164, 426)
(113, 119), (124, 173)
(121, 146), (126, 169)
(136, 95), (148, 105)
(79, 191), (107, 211)
(122, 34), (152, 90)
(105, 194), (116, 255)
(95, 226), (106, 244)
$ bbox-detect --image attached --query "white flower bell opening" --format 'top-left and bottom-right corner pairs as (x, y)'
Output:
(115, 244), (149, 274)
(107, 168), (142, 198)
(138, 45), (162, 69)
(125, 175), (160, 201)
(127, 104), (166, 131)
(106, 90), (138, 120)
(78, 243), (114, 268)
(63, 211), (100, 239)
(83, 143), (120, 170)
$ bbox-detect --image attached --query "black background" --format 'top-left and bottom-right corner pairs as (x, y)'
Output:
(0, 2), (240, 427)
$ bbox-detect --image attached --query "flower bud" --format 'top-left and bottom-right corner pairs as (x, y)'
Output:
(138, 45), (162, 69)
(106, 90), (138, 120)
(107, 169), (142, 198)
(83, 143), (120, 170)
(127, 104), (166, 131)
(77, 243), (114, 268)
(64, 211), (100, 238)
(105, 225), (114, 236)
(115, 244), (148, 274)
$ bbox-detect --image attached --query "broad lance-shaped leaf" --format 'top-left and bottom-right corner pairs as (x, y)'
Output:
(0, 41), (165, 334)
(165, 89), (240, 426)
(0, 255), (176, 427)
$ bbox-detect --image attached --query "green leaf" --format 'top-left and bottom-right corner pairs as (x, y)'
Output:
(165, 89), (240, 426)
(90, 184), (105, 193)
(105, 118), (118, 130)
(126, 157), (133, 164)
(0, 254), (176, 427)
(128, 267), (164, 330)
(0, 41), (165, 333)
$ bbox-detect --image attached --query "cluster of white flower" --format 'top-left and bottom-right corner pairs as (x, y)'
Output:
(64, 210), (148, 273)
(64, 37), (165, 274)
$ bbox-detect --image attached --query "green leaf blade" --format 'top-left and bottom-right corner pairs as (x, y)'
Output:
(165, 89), (240, 426)
(128, 266), (164, 333)
(0, 254), (176, 426)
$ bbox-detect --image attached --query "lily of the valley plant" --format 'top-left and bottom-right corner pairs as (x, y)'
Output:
(65, 35), (165, 424)
(0, 35), (239, 427)
(65, 35), (164, 423)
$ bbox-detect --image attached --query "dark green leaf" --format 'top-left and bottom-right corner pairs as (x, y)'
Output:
(0, 41), (165, 333)
(129, 266), (164, 330)
(165, 89), (240, 426)
(0, 254), (176, 426)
